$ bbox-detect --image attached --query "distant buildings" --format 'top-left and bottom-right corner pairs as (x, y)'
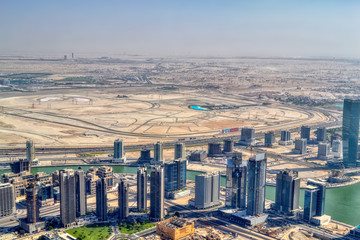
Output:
(239, 128), (255, 146)
(247, 153), (267, 216)
(190, 150), (206, 161)
(293, 138), (307, 154)
(225, 152), (247, 209)
(274, 170), (300, 215)
(174, 143), (186, 160)
(96, 166), (114, 189)
(96, 178), (108, 221)
(150, 165), (165, 221)
(301, 126), (311, 141)
(223, 139), (234, 153)
(118, 179), (129, 220)
(113, 139), (126, 163)
(316, 127), (327, 142)
(59, 169), (76, 227)
(137, 167), (148, 212)
(264, 132), (275, 147)
(342, 99), (360, 167)
(154, 142), (164, 163)
(0, 183), (16, 217)
(26, 140), (35, 162)
(194, 172), (220, 209)
(156, 217), (195, 240)
(164, 159), (187, 198)
(138, 148), (153, 164)
(279, 130), (292, 145)
(10, 158), (31, 174)
(332, 140), (343, 158)
(207, 142), (222, 157)
(318, 143), (332, 160)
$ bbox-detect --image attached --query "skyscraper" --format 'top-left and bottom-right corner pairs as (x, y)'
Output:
(264, 132), (275, 147)
(154, 142), (164, 163)
(26, 140), (35, 162)
(303, 180), (326, 222)
(114, 139), (125, 162)
(26, 182), (40, 223)
(0, 183), (16, 217)
(281, 130), (291, 142)
(96, 178), (108, 221)
(207, 142), (222, 157)
(137, 167), (148, 211)
(223, 139), (234, 153)
(293, 138), (307, 154)
(59, 169), (76, 227)
(10, 158), (31, 173)
(225, 152), (247, 209)
(247, 153), (267, 216)
(118, 179), (129, 220)
(75, 169), (87, 217)
(174, 142), (186, 160)
(164, 159), (187, 196)
(318, 143), (331, 160)
(150, 166), (165, 221)
(274, 170), (300, 215)
(239, 128), (255, 146)
(195, 172), (220, 209)
(342, 99), (360, 168)
(301, 126), (311, 141)
(316, 127), (327, 142)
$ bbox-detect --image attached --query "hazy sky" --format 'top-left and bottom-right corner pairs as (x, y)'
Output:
(1, 0), (359, 57)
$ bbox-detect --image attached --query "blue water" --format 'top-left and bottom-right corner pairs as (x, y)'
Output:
(190, 105), (209, 111)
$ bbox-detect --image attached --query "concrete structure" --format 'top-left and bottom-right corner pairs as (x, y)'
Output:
(264, 131), (275, 147)
(293, 138), (307, 154)
(318, 142), (332, 160)
(113, 139), (126, 163)
(118, 179), (129, 220)
(96, 166), (113, 189)
(274, 170), (300, 215)
(239, 128), (255, 146)
(137, 167), (148, 211)
(195, 172), (220, 209)
(350, 225), (360, 238)
(342, 99), (360, 167)
(303, 180), (327, 223)
(150, 165), (165, 221)
(190, 150), (206, 161)
(332, 139), (343, 158)
(26, 140), (35, 162)
(59, 169), (76, 227)
(75, 168), (87, 217)
(96, 178), (108, 221)
(138, 148), (153, 164)
(156, 217), (195, 240)
(174, 142), (186, 160)
(301, 125), (311, 141)
(247, 153), (267, 216)
(316, 127), (327, 142)
(207, 142), (222, 157)
(10, 158), (31, 173)
(223, 139), (234, 153)
(330, 135), (341, 147)
(279, 130), (292, 145)
(0, 183), (16, 217)
(164, 159), (187, 198)
(26, 182), (40, 223)
(37, 182), (54, 207)
(225, 152), (247, 209)
(154, 141), (164, 163)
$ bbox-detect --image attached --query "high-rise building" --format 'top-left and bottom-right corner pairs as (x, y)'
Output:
(137, 167), (148, 212)
(223, 139), (234, 153)
(195, 172), (220, 209)
(26, 182), (40, 223)
(239, 128), (255, 146)
(26, 140), (35, 162)
(190, 150), (207, 161)
(114, 139), (126, 163)
(318, 143), (331, 160)
(264, 132), (275, 147)
(138, 148), (153, 163)
(150, 166), (165, 221)
(247, 153), (267, 216)
(225, 152), (247, 209)
(118, 179), (129, 220)
(293, 138), (307, 154)
(59, 169), (76, 227)
(154, 142), (164, 163)
(281, 130), (291, 142)
(164, 159), (187, 196)
(207, 142), (222, 157)
(96, 166), (113, 189)
(330, 135), (341, 147)
(0, 183), (16, 217)
(316, 127), (327, 142)
(10, 158), (31, 173)
(75, 169), (86, 217)
(303, 180), (326, 222)
(274, 170), (300, 215)
(301, 126), (311, 141)
(174, 143), (186, 160)
(342, 99), (360, 168)
(332, 140), (343, 158)
(96, 178), (108, 221)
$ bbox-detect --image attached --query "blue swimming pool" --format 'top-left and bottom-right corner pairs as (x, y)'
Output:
(190, 105), (209, 111)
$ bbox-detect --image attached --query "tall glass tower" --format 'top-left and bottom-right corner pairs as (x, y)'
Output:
(342, 99), (360, 168)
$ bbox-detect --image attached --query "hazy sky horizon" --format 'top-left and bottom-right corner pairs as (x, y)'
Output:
(1, 0), (359, 58)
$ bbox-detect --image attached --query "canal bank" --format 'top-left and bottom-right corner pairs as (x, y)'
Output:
(1, 165), (359, 226)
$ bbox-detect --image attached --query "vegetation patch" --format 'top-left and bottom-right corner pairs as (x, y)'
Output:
(118, 220), (155, 235)
(66, 223), (112, 240)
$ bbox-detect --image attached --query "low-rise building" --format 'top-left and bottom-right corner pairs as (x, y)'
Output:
(156, 217), (194, 240)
